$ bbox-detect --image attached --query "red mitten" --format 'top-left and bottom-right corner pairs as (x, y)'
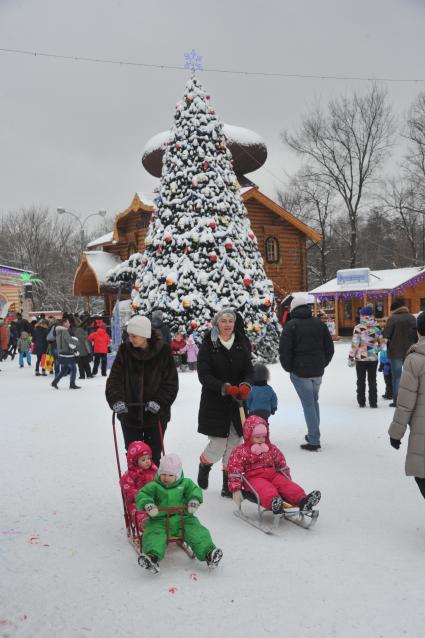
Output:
(238, 384), (251, 401)
(225, 385), (240, 399)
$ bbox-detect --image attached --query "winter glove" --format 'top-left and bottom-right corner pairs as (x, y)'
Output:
(238, 383), (251, 401)
(187, 499), (200, 514)
(390, 437), (401, 450)
(145, 503), (159, 517)
(224, 385), (240, 400)
(145, 401), (160, 414)
(112, 401), (128, 415)
(232, 490), (243, 507)
(348, 359), (356, 368)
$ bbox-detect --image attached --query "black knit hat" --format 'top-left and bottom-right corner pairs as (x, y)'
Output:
(253, 363), (270, 383)
(417, 312), (425, 336)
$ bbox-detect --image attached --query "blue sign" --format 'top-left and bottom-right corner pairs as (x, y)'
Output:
(336, 268), (370, 286)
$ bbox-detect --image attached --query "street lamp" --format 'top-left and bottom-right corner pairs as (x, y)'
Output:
(57, 207), (107, 248)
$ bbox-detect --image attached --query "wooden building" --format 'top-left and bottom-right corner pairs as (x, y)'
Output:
(310, 266), (425, 336)
(73, 187), (320, 313)
(0, 264), (34, 320)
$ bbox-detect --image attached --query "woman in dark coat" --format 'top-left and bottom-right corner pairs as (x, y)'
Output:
(197, 308), (253, 497)
(105, 315), (178, 465)
(33, 319), (49, 376)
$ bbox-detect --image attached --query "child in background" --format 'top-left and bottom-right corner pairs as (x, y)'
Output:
(120, 441), (157, 530)
(246, 363), (278, 421)
(89, 322), (111, 376)
(379, 345), (393, 400)
(228, 416), (321, 514)
(184, 334), (199, 371)
(135, 453), (223, 574)
(171, 333), (187, 368)
(17, 331), (32, 367)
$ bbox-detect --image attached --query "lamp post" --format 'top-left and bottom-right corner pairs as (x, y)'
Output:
(56, 207), (107, 250)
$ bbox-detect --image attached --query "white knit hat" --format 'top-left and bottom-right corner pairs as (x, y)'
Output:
(126, 315), (151, 338)
(158, 453), (182, 478)
(290, 293), (311, 312)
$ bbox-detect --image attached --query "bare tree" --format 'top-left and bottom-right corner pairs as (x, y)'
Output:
(404, 92), (425, 202)
(283, 85), (395, 267)
(279, 169), (336, 284)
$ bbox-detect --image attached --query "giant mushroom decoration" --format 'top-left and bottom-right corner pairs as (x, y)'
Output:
(142, 124), (267, 179)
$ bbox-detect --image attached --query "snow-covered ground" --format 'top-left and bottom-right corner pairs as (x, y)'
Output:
(1, 342), (423, 638)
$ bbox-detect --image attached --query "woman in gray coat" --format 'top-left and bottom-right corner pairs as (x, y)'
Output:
(388, 311), (425, 500)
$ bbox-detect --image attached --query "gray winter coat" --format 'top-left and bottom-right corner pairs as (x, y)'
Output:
(55, 326), (79, 358)
(72, 326), (92, 357)
(388, 337), (425, 478)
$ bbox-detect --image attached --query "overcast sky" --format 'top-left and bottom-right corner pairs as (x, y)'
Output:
(1, 0), (425, 227)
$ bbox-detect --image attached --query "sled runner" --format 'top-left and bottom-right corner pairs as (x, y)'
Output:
(112, 406), (195, 559)
(230, 473), (319, 535)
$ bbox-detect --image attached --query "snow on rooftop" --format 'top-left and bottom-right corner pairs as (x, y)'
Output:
(84, 251), (121, 284)
(135, 192), (155, 207)
(310, 266), (425, 295)
(86, 232), (114, 249)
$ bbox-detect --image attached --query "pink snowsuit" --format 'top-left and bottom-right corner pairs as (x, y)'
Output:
(227, 416), (306, 509)
(183, 335), (199, 363)
(120, 441), (157, 529)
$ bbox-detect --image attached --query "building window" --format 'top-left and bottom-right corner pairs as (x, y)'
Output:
(265, 236), (279, 263)
(127, 242), (137, 258)
(343, 300), (353, 320)
(420, 298), (425, 311)
(136, 213), (150, 229)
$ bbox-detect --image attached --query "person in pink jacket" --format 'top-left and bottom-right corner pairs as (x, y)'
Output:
(120, 441), (157, 529)
(227, 415), (321, 514)
(183, 334), (199, 371)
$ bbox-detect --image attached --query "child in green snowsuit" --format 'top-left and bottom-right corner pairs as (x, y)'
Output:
(135, 453), (223, 574)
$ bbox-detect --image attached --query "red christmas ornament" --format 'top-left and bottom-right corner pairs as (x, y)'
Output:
(191, 321), (198, 329)
(176, 142), (181, 149)
(210, 253), (217, 262)
(203, 161), (209, 170)
(208, 221), (216, 229)
(244, 276), (252, 287)
(248, 231), (255, 240)
(183, 245), (189, 253)
(263, 298), (271, 307)
(225, 241), (233, 250)
(164, 234), (172, 244)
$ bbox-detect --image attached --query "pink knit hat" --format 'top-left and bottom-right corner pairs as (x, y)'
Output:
(252, 423), (267, 437)
(158, 453), (182, 478)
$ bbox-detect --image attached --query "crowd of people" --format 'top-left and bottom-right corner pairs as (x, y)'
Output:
(3, 293), (424, 574)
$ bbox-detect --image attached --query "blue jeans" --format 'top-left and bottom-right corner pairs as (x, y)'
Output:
(19, 352), (31, 366)
(389, 358), (403, 401)
(290, 373), (322, 445)
(53, 356), (77, 386)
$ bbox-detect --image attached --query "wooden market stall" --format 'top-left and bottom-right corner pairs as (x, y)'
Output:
(310, 266), (425, 336)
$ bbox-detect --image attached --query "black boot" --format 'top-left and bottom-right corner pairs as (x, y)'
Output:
(197, 462), (212, 489)
(221, 470), (232, 498)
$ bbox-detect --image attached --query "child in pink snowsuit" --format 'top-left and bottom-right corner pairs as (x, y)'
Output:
(184, 334), (199, 371)
(120, 441), (158, 529)
(227, 416), (321, 514)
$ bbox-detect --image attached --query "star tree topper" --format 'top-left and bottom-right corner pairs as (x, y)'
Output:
(184, 49), (203, 73)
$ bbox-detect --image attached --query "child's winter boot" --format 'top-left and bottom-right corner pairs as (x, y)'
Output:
(197, 461), (212, 489)
(138, 553), (160, 574)
(271, 496), (284, 514)
(221, 470), (232, 498)
(299, 490), (321, 512)
(206, 547), (223, 569)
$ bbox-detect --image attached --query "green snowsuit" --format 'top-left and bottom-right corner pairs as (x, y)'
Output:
(135, 473), (215, 561)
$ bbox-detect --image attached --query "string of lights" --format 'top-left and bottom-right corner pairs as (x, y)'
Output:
(1, 46), (425, 84)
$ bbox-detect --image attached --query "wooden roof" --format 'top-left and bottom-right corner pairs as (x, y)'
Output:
(241, 187), (321, 242)
(113, 193), (154, 241)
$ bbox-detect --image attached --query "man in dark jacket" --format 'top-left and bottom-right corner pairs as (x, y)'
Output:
(151, 309), (171, 346)
(383, 299), (417, 406)
(279, 293), (334, 451)
(105, 315), (178, 465)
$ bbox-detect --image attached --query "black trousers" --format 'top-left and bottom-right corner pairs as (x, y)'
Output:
(415, 477), (425, 500)
(356, 361), (378, 406)
(92, 353), (107, 375)
(383, 372), (393, 399)
(77, 355), (92, 379)
(121, 421), (167, 466)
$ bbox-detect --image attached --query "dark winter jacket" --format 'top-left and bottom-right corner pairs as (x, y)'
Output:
(33, 324), (48, 356)
(105, 331), (178, 429)
(246, 382), (278, 415)
(279, 305), (334, 378)
(72, 326), (92, 358)
(197, 331), (253, 438)
(15, 317), (32, 337)
(383, 306), (417, 360)
(151, 316), (171, 346)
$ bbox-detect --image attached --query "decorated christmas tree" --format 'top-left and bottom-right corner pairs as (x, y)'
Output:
(109, 74), (280, 361)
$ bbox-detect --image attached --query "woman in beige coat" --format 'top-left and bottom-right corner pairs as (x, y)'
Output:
(388, 312), (425, 499)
